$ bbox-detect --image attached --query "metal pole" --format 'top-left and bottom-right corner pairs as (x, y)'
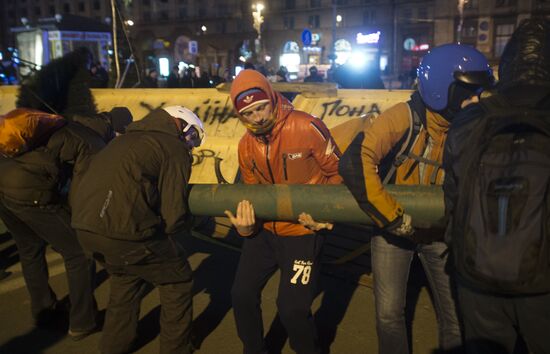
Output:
(331, 0), (337, 63)
(111, 0), (121, 88)
(188, 184), (445, 228)
(392, 0), (398, 76)
(117, 54), (134, 88)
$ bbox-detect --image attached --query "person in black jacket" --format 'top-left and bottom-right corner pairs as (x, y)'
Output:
(0, 108), (128, 340)
(167, 65), (181, 88)
(304, 66), (324, 83)
(71, 106), (205, 354)
(443, 18), (550, 353)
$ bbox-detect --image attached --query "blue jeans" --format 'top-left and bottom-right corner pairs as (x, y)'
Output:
(371, 234), (462, 354)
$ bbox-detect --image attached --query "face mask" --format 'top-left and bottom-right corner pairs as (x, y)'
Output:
(183, 127), (202, 149)
(441, 81), (483, 121)
(240, 108), (277, 135)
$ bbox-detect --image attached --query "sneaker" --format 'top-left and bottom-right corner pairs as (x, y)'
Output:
(68, 326), (99, 341)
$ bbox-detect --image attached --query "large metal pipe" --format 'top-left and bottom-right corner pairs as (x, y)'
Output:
(189, 184), (445, 228)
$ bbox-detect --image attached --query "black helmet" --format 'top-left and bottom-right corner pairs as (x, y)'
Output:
(309, 66), (318, 74)
(498, 18), (550, 92)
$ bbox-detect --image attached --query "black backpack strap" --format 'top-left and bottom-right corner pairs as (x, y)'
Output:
(382, 102), (422, 184)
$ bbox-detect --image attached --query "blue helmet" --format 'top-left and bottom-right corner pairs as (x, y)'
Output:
(417, 44), (493, 112)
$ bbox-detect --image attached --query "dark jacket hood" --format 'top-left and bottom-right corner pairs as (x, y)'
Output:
(498, 18), (550, 93)
(126, 108), (182, 138)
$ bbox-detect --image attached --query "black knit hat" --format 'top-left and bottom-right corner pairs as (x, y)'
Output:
(106, 107), (133, 134)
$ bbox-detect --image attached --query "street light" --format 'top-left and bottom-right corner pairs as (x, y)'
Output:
(201, 25), (207, 32)
(252, 3), (265, 55)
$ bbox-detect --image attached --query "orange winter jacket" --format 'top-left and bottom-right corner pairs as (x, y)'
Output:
(231, 70), (343, 236)
(339, 97), (449, 228)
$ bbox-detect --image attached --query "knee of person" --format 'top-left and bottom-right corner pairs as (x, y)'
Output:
(375, 301), (403, 327)
(277, 299), (310, 323)
(62, 253), (92, 269)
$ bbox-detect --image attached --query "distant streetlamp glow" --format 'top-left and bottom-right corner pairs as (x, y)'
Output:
(252, 2), (265, 56)
(254, 3), (265, 12)
(201, 25), (207, 32)
(264, 55), (271, 62)
(125, 20), (134, 26)
(336, 14), (342, 23)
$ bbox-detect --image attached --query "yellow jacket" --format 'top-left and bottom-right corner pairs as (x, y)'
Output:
(339, 99), (449, 228)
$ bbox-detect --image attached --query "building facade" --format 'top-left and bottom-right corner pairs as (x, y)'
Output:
(1, 0), (549, 81)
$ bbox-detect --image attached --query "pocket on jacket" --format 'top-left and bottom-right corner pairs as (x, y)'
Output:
(129, 178), (161, 234)
(282, 149), (313, 183)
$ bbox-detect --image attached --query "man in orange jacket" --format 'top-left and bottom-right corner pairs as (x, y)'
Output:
(225, 69), (341, 354)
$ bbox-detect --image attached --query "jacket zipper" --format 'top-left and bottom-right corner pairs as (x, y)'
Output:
(282, 153), (288, 180)
(264, 138), (276, 184)
(251, 159), (270, 183)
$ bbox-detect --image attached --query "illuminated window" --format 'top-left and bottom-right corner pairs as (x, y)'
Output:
(159, 58), (170, 77)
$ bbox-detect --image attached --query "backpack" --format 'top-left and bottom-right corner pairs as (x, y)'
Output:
(451, 95), (550, 295)
(0, 108), (66, 157)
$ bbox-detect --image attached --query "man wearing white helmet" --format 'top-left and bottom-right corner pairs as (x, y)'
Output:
(71, 106), (205, 354)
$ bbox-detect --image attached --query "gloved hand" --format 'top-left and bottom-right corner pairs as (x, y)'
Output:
(298, 212), (333, 232)
(388, 213), (415, 237)
(224, 200), (256, 237)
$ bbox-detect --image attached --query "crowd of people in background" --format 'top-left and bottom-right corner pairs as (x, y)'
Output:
(2, 49), (411, 90)
(148, 62), (390, 89)
(140, 65), (225, 89)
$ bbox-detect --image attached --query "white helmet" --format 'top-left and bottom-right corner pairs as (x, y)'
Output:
(162, 105), (205, 147)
